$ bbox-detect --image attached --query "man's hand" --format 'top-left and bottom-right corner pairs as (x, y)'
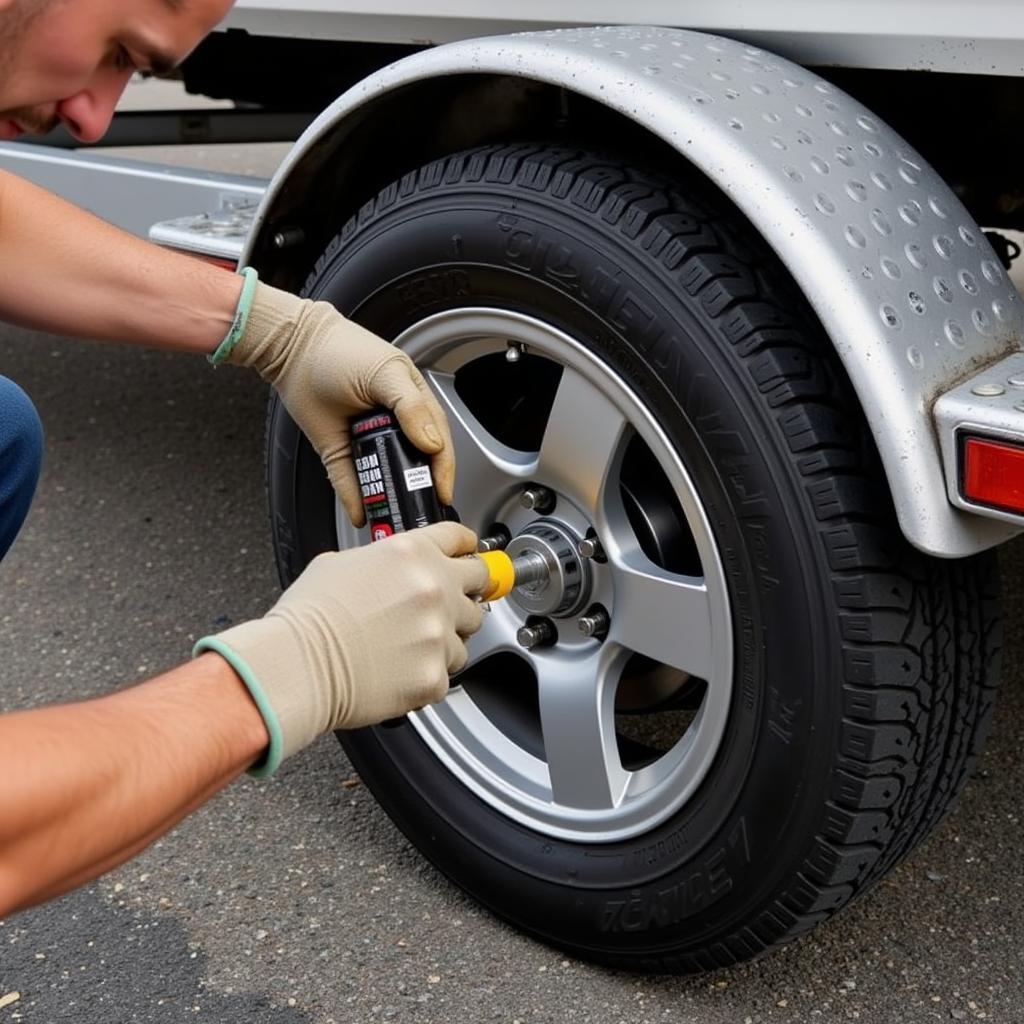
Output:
(195, 522), (490, 775)
(227, 282), (454, 526)
(0, 525), (488, 914)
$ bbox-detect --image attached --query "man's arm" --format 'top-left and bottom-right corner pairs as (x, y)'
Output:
(0, 653), (268, 916)
(0, 169), (456, 523)
(0, 170), (242, 352)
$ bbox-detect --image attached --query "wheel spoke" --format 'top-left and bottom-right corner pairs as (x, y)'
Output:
(427, 370), (534, 526)
(458, 606), (518, 674)
(535, 367), (629, 512)
(536, 646), (629, 809)
(608, 552), (715, 680)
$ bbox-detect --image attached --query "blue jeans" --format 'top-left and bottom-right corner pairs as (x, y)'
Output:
(0, 377), (43, 561)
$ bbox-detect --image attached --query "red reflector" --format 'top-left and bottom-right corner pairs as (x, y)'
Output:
(963, 437), (1024, 513)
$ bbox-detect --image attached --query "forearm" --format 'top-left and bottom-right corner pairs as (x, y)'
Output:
(0, 170), (243, 352)
(0, 653), (268, 915)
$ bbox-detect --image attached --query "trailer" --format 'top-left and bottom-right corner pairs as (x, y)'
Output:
(5, 2), (1024, 973)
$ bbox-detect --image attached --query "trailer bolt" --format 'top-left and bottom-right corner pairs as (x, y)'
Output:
(577, 537), (604, 560)
(520, 486), (556, 513)
(272, 227), (305, 249)
(517, 621), (555, 650)
(971, 382), (1005, 397)
(1008, 374), (1024, 389)
(577, 607), (610, 640)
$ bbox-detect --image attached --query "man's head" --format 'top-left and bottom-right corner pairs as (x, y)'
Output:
(0, 0), (233, 143)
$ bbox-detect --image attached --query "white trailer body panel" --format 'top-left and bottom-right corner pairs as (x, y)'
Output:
(222, 1), (1024, 75)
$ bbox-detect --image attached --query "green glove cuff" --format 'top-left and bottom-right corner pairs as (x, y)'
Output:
(208, 266), (259, 366)
(193, 634), (284, 777)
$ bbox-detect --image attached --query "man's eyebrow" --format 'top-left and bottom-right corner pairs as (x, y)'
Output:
(123, 31), (183, 76)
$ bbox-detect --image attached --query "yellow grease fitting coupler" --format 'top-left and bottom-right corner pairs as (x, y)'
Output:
(477, 549), (550, 602)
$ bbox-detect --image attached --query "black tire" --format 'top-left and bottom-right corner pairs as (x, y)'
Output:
(266, 144), (1001, 972)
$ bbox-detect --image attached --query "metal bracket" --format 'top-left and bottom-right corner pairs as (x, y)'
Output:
(149, 196), (259, 262)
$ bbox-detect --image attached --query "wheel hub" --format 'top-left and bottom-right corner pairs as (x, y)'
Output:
(505, 519), (590, 619)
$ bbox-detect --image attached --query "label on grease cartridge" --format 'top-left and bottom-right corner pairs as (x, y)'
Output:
(352, 408), (442, 541)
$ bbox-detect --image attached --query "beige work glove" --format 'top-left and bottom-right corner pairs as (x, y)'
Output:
(195, 523), (489, 776)
(228, 282), (454, 527)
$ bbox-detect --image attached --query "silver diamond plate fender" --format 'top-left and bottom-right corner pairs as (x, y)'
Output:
(243, 25), (1024, 557)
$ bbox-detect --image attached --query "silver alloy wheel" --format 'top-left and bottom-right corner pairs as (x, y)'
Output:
(335, 309), (733, 843)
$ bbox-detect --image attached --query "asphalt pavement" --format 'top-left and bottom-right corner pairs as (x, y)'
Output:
(1, 114), (1024, 1023)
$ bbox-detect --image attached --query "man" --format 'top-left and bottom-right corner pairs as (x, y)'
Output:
(0, 0), (489, 916)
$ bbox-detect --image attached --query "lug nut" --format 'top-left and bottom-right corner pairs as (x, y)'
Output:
(520, 486), (555, 513)
(578, 537), (604, 560)
(517, 621), (555, 650)
(506, 343), (524, 363)
(478, 527), (511, 552)
(578, 607), (610, 640)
